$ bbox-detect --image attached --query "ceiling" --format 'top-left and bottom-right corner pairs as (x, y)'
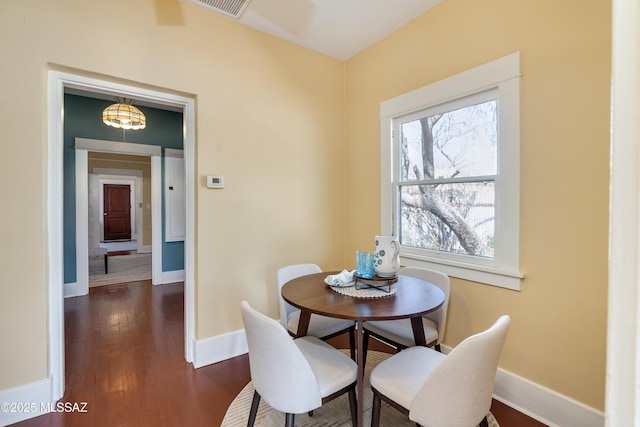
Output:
(191, 0), (442, 61)
(68, 0), (442, 107)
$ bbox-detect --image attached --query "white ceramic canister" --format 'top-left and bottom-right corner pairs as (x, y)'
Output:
(373, 235), (400, 277)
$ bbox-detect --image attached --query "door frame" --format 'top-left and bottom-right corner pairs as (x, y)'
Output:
(47, 70), (196, 400)
(100, 180), (136, 242)
(74, 138), (162, 295)
(94, 168), (145, 251)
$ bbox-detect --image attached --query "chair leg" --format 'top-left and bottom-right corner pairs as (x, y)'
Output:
(362, 330), (370, 367)
(348, 388), (357, 426)
(479, 415), (489, 427)
(371, 392), (382, 427)
(349, 328), (356, 361)
(434, 343), (441, 352)
(247, 391), (260, 427)
(285, 413), (295, 427)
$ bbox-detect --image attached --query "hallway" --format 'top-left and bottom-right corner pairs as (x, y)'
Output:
(12, 281), (249, 427)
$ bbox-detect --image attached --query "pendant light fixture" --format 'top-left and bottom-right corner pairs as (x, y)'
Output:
(102, 98), (147, 130)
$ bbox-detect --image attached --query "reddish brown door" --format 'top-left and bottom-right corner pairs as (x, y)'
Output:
(103, 184), (131, 241)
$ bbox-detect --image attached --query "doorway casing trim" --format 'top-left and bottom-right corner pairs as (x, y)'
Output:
(73, 138), (162, 296)
(47, 70), (196, 401)
(93, 168), (146, 252)
(99, 178), (138, 244)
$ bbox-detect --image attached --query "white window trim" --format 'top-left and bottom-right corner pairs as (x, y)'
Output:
(380, 52), (524, 290)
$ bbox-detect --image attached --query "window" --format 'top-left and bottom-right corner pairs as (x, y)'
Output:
(380, 53), (523, 290)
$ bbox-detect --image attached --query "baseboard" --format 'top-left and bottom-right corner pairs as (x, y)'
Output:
(193, 329), (248, 369)
(493, 368), (604, 427)
(63, 281), (83, 298)
(155, 269), (185, 285)
(440, 344), (604, 427)
(0, 377), (53, 426)
(137, 245), (152, 254)
(66, 267), (180, 293)
(66, 268), (184, 294)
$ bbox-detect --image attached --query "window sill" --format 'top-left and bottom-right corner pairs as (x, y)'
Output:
(399, 252), (524, 291)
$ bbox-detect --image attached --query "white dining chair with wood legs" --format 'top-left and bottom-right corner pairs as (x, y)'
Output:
(240, 300), (358, 427)
(362, 266), (450, 362)
(369, 315), (510, 427)
(278, 264), (356, 359)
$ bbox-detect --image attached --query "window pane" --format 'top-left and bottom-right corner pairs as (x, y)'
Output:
(399, 182), (495, 258)
(400, 99), (497, 181)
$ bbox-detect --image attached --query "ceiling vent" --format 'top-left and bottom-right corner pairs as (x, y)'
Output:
(185, 0), (252, 19)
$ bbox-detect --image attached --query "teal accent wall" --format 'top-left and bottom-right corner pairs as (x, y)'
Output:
(64, 94), (184, 283)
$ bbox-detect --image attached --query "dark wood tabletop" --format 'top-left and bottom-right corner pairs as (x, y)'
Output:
(281, 271), (445, 322)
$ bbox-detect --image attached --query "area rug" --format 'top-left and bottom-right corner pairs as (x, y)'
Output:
(89, 253), (151, 287)
(221, 350), (499, 427)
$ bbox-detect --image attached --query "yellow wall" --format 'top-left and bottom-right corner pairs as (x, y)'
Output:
(0, 0), (346, 389)
(0, 0), (610, 414)
(345, 0), (611, 410)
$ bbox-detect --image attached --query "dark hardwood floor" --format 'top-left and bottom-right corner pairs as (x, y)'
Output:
(11, 281), (546, 427)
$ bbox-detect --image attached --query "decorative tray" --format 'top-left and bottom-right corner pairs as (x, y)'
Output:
(353, 273), (398, 293)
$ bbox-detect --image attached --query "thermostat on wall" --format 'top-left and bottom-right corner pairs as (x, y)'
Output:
(206, 175), (224, 188)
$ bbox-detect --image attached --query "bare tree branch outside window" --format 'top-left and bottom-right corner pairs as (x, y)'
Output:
(398, 99), (497, 258)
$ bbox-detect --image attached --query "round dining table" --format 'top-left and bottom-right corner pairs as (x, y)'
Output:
(281, 271), (445, 427)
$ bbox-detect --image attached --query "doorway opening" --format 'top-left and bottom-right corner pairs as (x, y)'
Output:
(47, 70), (196, 401)
(89, 157), (151, 288)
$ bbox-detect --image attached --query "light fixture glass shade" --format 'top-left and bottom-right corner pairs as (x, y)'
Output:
(102, 100), (147, 130)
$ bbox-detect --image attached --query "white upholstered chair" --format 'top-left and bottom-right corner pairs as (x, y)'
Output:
(369, 315), (511, 427)
(363, 266), (450, 355)
(240, 300), (358, 427)
(277, 264), (356, 359)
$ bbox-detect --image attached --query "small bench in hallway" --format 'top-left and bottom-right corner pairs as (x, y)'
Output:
(89, 247), (108, 274)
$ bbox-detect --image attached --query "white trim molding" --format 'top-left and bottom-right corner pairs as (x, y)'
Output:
(157, 269), (185, 285)
(92, 168), (145, 249)
(63, 282), (82, 298)
(75, 137), (162, 156)
(151, 155), (163, 286)
(98, 178), (137, 242)
(193, 330), (248, 369)
(0, 377), (54, 426)
(606, 0), (640, 425)
(74, 149), (89, 296)
(493, 368), (604, 427)
(165, 148), (184, 158)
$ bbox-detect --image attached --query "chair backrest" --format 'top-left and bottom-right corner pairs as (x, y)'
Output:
(276, 264), (322, 327)
(400, 266), (451, 344)
(409, 315), (511, 427)
(240, 300), (323, 413)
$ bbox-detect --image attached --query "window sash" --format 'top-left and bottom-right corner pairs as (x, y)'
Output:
(398, 180), (496, 258)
